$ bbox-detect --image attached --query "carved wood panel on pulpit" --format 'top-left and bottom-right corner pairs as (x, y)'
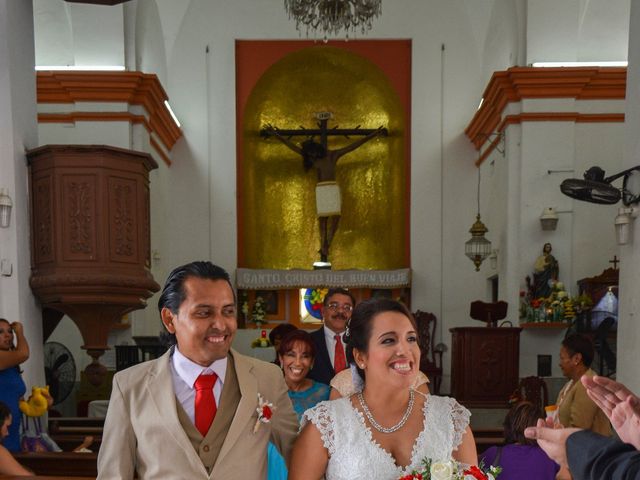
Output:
(450, 327), (522, 407)
(28, 145), (160, 374)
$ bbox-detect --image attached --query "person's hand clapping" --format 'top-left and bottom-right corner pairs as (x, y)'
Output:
(524, 418), (581, 469)
(582, 374), (640, 447)
(583, 375), (635, 415)
(609, 395), (640, 450)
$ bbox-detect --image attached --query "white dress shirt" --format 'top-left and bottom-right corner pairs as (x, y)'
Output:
(170, 346), (227, 424)
(323, 325), (346, 369)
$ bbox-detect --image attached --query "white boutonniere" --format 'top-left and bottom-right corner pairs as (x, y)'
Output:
(253, 393), (274, 433)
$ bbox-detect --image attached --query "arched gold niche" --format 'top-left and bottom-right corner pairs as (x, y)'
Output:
(241, 46), (406, 270)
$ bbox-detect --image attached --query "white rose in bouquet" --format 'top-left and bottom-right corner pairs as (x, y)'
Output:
(430, 460), (456, 480)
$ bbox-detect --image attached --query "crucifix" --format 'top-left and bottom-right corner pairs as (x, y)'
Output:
(609, 255), (620, 269)
(261, 112), (387, 265)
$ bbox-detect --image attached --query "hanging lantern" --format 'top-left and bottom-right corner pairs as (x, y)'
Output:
(465, 214), (492, 271)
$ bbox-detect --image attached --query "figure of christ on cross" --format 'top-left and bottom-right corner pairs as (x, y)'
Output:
(261, 113), (387, 265)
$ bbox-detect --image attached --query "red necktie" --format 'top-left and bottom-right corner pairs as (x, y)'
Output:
(334, 334), (347, 373)
(194, 373), (217, 436)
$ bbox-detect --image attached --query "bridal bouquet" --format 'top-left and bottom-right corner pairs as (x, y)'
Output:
(398, 458), (501, 480)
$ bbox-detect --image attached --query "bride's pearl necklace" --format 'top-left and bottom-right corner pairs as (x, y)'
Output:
(357, 389), (415, 434)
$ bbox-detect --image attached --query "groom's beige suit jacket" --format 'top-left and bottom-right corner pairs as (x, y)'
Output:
(97, 348), (298, 479)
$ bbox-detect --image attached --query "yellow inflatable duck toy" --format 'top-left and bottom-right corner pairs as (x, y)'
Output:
(19, 386), (50, 417)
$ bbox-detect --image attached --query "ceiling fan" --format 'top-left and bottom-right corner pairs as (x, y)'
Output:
(560, 165), (640, 206)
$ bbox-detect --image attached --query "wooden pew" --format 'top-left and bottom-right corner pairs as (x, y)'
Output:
(473, 427), (505, 454)
(0, 476), (95, 480)
(49, 434), (101, 452)
(47, 417), (104, 454)
(12, 452), (97, 478)
(48, 417), (104, 435)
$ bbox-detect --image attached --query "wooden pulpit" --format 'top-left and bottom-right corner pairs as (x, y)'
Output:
(28, 145), (160, 378)
(450, 327), (522, 407)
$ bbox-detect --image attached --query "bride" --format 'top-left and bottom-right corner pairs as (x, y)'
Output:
(289, 298), (477, 479)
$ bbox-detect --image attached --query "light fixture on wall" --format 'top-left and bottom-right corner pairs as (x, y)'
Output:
(465, 167), (492, 271)
(539, 207), (559, 231)
(0, 189), (12, 228)
(614, 207), (640, 245)
(284, 0), (382, 40)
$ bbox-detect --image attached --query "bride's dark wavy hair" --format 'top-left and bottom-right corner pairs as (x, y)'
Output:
(345, 298), (416, 381)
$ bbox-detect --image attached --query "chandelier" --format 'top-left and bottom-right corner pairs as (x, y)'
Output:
(284, 0), (382, 40)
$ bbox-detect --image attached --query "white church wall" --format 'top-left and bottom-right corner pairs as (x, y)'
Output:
(576, 0), (631, 62)
(32, 0), (74, 67)
(0, 0), (44, 389)
(134, 0), (168, 86)
(572, 122), (623, 280)
(526, 0), (630, 64)
(527, 0), (580, 64)
(34, 0), (125, 68)
(617, 0), (640, 394)
(519, 121), (574, 378)
(479, 0), (525, 85)
(38, 121), (132, 149)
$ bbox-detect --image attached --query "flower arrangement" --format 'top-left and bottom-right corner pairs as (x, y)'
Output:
(251, 296), (267, 326)
(398, 458), (501, 480)
(520, 280), (582, 323)
(253, 393), (274, 433)
(251, 330), (272, 349)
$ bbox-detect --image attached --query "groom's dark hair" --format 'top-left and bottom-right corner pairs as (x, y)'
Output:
(158, 261), (236, 314)
(345, 298), (415, 381)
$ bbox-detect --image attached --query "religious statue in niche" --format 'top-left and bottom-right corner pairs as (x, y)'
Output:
(530, 242), (559, 299)
(261, 112), (387, 265)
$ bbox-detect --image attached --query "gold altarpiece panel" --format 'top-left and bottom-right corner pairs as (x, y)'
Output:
(241, 46), (407, 270)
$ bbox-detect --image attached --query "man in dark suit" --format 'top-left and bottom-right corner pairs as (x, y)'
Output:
(307, 288), (355, 386)
(525, 375), (640, 480)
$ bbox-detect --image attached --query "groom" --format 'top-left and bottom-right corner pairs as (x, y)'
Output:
(97, 261), (298, 479)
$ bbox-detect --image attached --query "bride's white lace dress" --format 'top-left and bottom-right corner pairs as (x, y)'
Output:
(302, 394), (470, 480)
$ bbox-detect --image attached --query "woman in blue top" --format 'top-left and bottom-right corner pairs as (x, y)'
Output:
(0, 319), (29, 453)
(268, 329), (330, 479)
(278, 329), (330, 420)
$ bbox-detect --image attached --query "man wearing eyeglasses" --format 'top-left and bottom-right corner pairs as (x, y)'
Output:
(308, 288), (356, 385)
